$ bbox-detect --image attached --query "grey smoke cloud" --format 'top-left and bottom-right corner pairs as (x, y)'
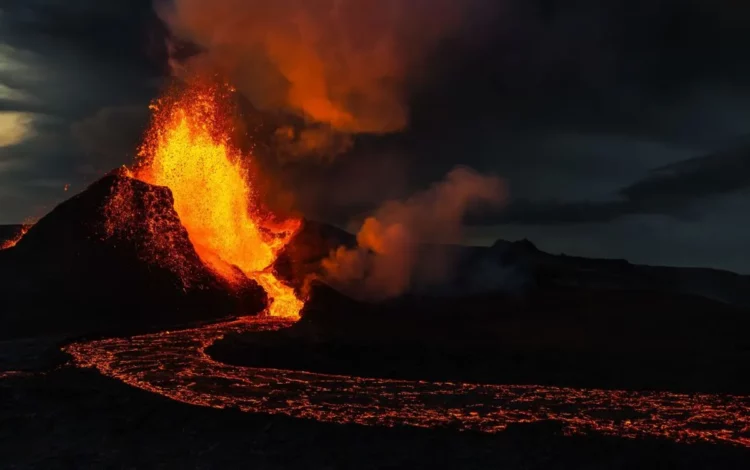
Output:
(322, 166), (505, 300)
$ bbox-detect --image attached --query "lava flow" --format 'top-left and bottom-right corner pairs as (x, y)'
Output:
(0, 225), (30, 250)
(63, 318), (750, 448)
(132, 81), (302, 318)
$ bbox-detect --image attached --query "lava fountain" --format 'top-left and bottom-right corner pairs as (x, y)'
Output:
(132, 80), (303, 318)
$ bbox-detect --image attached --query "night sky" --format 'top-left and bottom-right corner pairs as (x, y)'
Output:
(2, 0), (750, 272)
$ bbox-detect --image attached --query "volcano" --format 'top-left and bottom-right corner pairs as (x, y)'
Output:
(0, 172), (266, 338)
(0, 80), (313, 337)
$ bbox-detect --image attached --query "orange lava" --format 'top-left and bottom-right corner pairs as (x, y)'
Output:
(133, 80), (303, 318)
(0, 225), (30, 250)
(62, 318), (750, 448)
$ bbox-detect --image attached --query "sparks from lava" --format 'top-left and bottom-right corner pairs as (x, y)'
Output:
(0, 225), (30, 250)
(131, 80), (303, 318)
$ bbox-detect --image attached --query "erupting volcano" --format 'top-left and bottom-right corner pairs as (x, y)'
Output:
(129, 80), (303, 319)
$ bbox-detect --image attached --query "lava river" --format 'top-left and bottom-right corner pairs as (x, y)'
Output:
(63, 317), (750, 448)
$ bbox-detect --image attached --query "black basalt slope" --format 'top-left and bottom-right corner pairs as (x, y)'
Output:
(0, 172), (266, 338)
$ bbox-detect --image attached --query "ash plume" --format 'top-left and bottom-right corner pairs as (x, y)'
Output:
(322, 167), (505, 300)
(157, 0), (486, 159)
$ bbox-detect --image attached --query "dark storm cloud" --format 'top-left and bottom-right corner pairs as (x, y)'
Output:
(471, 193), (750, 273)
(0, 1), (166, 67)
(405, 0), (750, 145)
(369, 0), (750, 238)
(475, 144), (750, 225)
(0, 0), (165, 223)
(622, 146), (750, 211)
(71, 105), (150, 175)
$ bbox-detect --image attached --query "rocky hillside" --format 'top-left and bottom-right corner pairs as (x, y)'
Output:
(276, 222), (750, 307)
(0, 173), (266, 338)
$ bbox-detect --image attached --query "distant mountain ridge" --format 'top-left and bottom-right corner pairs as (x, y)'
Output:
(276, 221), (750, 308)
(4, 203), (749, 323)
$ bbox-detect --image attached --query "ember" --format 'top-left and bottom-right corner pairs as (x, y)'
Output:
(0, 225), (30, 250)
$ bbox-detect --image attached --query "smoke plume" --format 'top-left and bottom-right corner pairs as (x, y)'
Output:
(322, 167), (506, 300)
(157, 0), (484, 159)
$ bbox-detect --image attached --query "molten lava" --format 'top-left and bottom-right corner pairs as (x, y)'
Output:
(132, 81), (303, 318)
(62, 317), (750, 448)
(0, 225), (30, 250)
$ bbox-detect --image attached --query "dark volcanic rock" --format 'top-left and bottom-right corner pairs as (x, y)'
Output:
(278, 220), (750, 306)
(211, 281), (750, 393)
(273, 219), (355, 288)
(0, 172), (266, 338)
(291, 281), (749, 353)
(490, 240), (750, 307)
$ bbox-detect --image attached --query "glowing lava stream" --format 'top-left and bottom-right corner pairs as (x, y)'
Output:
(133, 81), (303, 319)
(63, 318), (750, 448)
(0, 225), (30, 250)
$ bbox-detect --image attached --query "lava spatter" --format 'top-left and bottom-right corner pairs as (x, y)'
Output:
(0, 225), (30, 250)
(123, 80), (302, 318)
